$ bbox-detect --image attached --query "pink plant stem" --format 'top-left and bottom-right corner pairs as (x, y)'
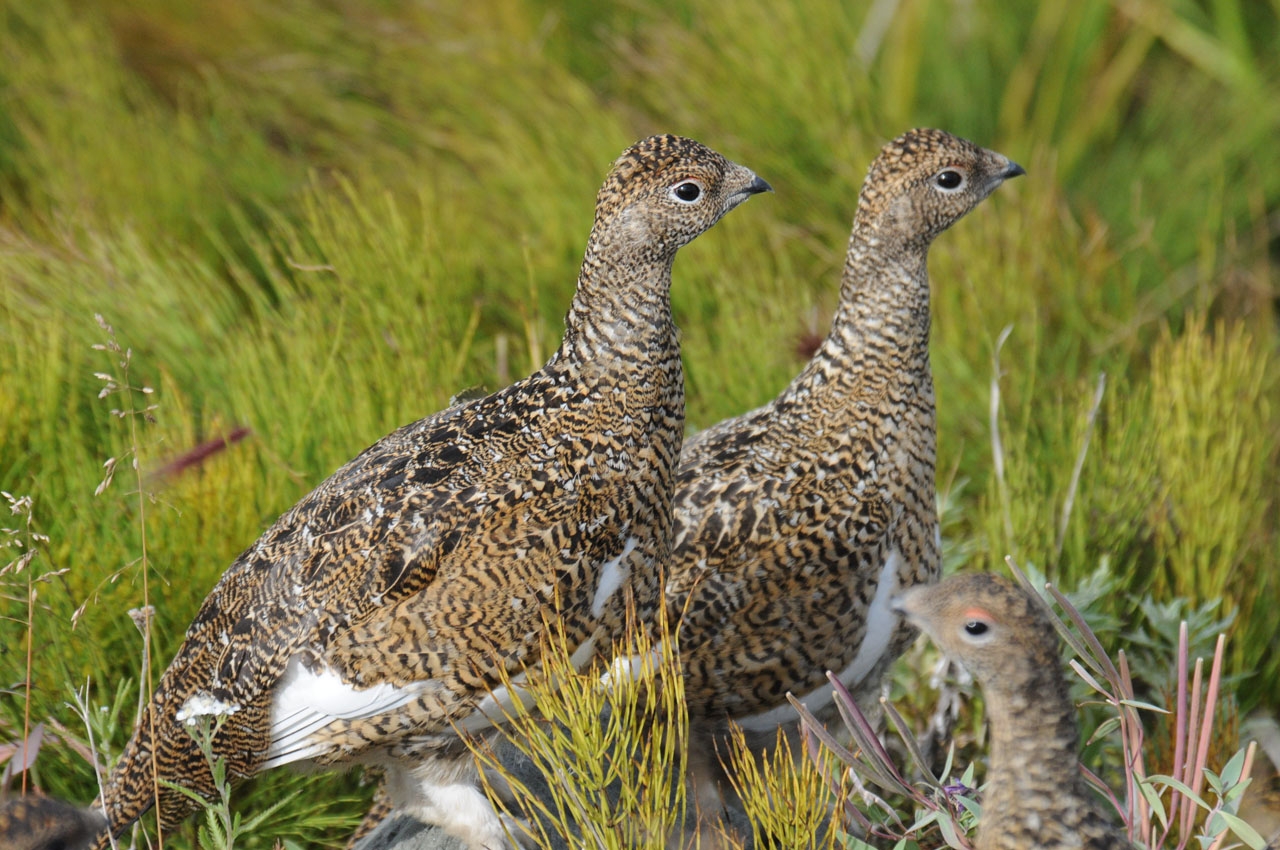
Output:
(1239, 742), (1256, 796)
(1117, 652), (1148, 838)
(828, 673), (913, 791)
(1179, 656), (1205, 846)
(1189, 637), (1226, 804)
(1170, 622), (1189, 847)
(1083, 764), (1125, 817)
(1172, 624), (1188, 786)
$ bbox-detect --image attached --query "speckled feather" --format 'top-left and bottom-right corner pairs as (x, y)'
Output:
(668, 129), (1023, 723)
(895, 573), (1133, 850)
(0, 794), (106, 850)
(92, 134), (768, 849)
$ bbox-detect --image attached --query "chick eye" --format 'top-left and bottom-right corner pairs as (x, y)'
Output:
(670, 181), (703, 203)
(963, 621), (988, 636)
(934, 170), (965, 191)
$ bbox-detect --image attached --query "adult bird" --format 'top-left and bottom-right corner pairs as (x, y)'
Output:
(894, 573), (1133, 850)
(91, 134), (770, 850)
(665, 128), (1023, 825)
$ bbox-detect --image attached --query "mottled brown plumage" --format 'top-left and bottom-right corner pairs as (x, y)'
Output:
(665, 129), (1020, 838)
(894, 573), (1133, 850)
(671, 130), (1021, 725)
(92, 134), (769, 850)
(0, 794), (106, 850)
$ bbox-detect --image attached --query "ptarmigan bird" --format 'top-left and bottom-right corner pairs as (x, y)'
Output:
(664, 128), (1022, 820)
(893, 573), (1133, 850)
(0, 795), (107, 850)
(90, 134), (770, 850)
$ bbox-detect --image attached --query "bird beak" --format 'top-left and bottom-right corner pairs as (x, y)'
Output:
(1003, 161), (1027, 179)
(723, 169), (773, 212)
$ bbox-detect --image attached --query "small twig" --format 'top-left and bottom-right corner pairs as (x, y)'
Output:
(68, 680), (118, 850)
(1117, 651), (1150, 834)
(1180, 657), (1205, 845)
(93, 314), (164, 848)
(1188, 637), (1226, 814)
(22, 526), (35, 795)
(1054, 372), (1106, 566)
(989, 325), (1015, 545)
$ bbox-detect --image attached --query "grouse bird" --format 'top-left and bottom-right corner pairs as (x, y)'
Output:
(91, 134), (770, 850)
(665, 128), (1023, 824)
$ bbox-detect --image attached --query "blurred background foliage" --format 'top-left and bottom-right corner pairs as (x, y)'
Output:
(0, 0), (1276, 844)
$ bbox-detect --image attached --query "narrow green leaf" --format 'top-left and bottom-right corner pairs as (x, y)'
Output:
(1215, 810), (1268, 849)
(1137, 777), (1169, 829)
(1087, 715), (1122, 745)
(1144, 773), (1210, 809)
(1219, 748), (1248, 787)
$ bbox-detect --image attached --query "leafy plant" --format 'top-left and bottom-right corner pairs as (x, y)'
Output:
(163, 715), (296, 850)
(472, 606), (689, 850)
(719, 724), (845, 850)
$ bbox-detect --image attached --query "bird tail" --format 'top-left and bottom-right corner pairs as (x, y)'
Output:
(88, 686), (220, 849)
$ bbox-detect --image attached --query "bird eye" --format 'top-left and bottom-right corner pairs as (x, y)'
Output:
(963, 621), (988, 636)
(933, 170), (965, 191)
(670, 180), (703, 203)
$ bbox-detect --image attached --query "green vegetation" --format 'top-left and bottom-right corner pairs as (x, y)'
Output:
(1, 0), (1277, 846)
(475, 610), (691, 849)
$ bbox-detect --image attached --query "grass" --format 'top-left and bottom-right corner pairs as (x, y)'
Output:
(0, 0), (1277, 845)
(474, 607), (691, 850)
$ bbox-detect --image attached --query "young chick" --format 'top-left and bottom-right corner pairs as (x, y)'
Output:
(894, 573), (1132, 850)
(0, 794), (106, 850)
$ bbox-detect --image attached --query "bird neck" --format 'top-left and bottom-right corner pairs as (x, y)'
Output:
(789, 223), (932, 401)
(980, 662), (1085, 828)
(556, 228), (680, 367)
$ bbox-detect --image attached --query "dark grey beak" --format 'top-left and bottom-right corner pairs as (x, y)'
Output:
(745, 174), (773, 195)
(1003, 161), (1027, 179)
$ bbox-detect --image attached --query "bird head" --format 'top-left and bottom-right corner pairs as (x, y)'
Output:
(892, 572), (1057, 687)
(592, 134), (772, 255)
(854, 127), (1023, 250)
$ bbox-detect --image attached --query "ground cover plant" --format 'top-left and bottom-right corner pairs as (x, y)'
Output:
(1, 0), (1277, 845)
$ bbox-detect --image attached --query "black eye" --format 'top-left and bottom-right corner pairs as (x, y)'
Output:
(672, 181), (702, 202)
(935, 170), (963, 189)
(964, 621), (988, 636)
